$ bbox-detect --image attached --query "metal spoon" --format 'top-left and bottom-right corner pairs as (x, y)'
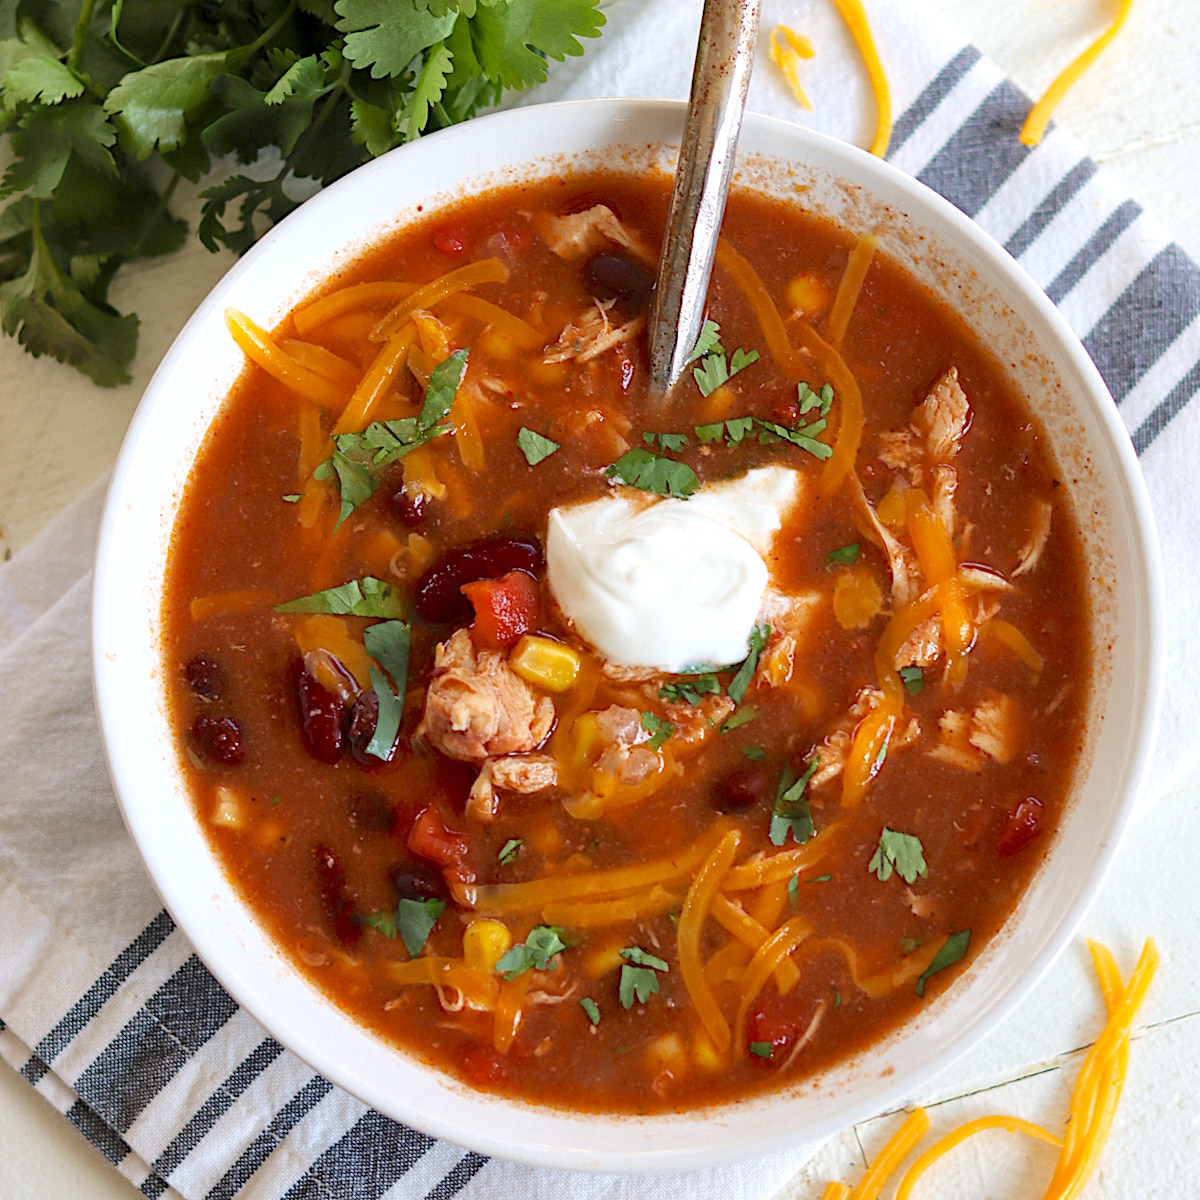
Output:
(645, 0), (763, 404)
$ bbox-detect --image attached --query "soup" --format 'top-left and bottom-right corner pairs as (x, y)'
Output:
(163, 172), (1089, 1113)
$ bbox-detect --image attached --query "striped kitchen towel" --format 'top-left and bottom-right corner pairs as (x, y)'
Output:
(1, 1), (1196, 1197)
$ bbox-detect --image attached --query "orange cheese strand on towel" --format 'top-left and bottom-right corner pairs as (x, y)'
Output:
(769, 25), (816, 110)
(1019, 0), (1134, 147)
(828, 0), (892, 157)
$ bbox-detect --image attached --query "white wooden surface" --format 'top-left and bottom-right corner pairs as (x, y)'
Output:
(1, 1), (1197, 1195)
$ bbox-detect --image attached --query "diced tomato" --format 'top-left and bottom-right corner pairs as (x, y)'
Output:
(408, 807), (475, 884)
(460, 1041), (512, 1087)
(431, 225), (467, 256)
(996, 796), (1044, 856)
(461, 569), (540, 649)
(745, 991), (801, 1066)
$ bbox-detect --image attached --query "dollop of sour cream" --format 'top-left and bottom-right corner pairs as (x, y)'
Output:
(546, 466), (802, 671)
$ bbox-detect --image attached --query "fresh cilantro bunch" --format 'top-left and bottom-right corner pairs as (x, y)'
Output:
(0, 0), (605, 384)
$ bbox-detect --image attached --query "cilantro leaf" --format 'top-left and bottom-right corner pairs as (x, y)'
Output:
(419, 346), (469, 427)
(639, 711), (673, 749)
(274, 576), (404, 617)
(770, 756), (818, 846)
(868, 828), (928, 885)
(692, 344), (759, 396)
(2, 41), (85, 109)
(495, 925), (568, 979)
(498, 837), (523, 865)
(798, 381), (834, 415)
(265, 55), (328, 105)
(915, 930), (970, 997)
(618, 946), (668, 1008)
(755, 415), (833, 460)
(742, 745), (766, 760)
(695, 415), (755, 446)
(2, 103), (118, 198)
(399, 39), (454, 140)
(335, 0), (458, 79)
(720, 704), (756, 733)
(900, 666), (924, 695)
(517, 425), (560, 465)
(363, 619), (410, 759)
(643, 431), (689, 452)
(580, 996), (601, 1025)
(749, 1041), (773, 1059)
(659, 674), (720, 706)
(684, 318), (722, 364)
(727, 623), (770, 705)
(103, 54), (228, 159)
(363, 909), (398, 938)
(605, 447), (699, 498)
(787, 872), (800, 908)
(397, 896), (445, 956)
(826, 543), (860, 567)
(471, 0), (604, 90)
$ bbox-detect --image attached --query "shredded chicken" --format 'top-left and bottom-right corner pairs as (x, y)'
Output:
(895, 616), (942, 671)
(1013, 498), (1053, 577)
(903, 888), (938, 920)
(419, 628), (554, 763)
(913, 366), (971, 461)
(590, 704), (659, 786)
(848, 473), (922, 605)
(544, 299), (644, 364)
(467, 753), (558, 822)
(535, 204), (639, 260)
(928, 709), (983, 771)
(754, 591), (822, 689)
(807, 689), (919, 789)
(877, 429), (921, 473)
(929, 463), (959, 538)
(968, 693), (1020, 763)
(661, 692), (736, 756)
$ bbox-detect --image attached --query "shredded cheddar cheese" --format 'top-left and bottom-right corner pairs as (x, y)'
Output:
(769, 25), (816, 110)
(828, 0), (892, 157)
(1020, 0), (1135, 148)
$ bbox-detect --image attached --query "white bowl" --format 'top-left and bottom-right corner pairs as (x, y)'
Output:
(93, 98), (1164, 1173)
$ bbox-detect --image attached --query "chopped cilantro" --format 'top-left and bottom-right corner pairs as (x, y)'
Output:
(742, 746), (767, 761)
(770, 756), (819, 846)
(275, 576), (404, 618)
(720, 704), (757, 733)
(666, 911), (680, 929)
(900, 937), (924, 955)
(494, 925), (568, 980)
(693, 344), (760, 396)
(659, 674), (721, 706)
(900, 666), (925, 695)
(396, 897), (445, 957)
(517, 426), (561, 465)
(868, 828), (928, 885)
(727, 624), (770, 705)
(798, 381), (834, 415)
(755, 414), (833, 460)
(282, 493), (303, 502)
(497, 838), (524, 865)
(363, 619), (410, 760)
(580, 997), (601, 1025)
(808, 874), (831, 883)
(642, 431), (690, 452)
(419, 348), (469, 428)
(915, 930), (971, 997)
(834, 989), (842, 1007)
(695, 416), (755, 446)
(825, 543), (860, 567)
(605, 447), (699, 497)
(787, 872), (800, 908)
(685, 318), (722, 364)
(749, 1041), (774, 1059)
(363, 909), (397, 939)
(618, 946), (668, 1008)
(640, 711), (674, 749)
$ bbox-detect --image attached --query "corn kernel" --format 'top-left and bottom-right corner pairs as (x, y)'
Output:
(463, 920), (512, 974)
(645, 1032), (689, 1078)
(527, 359), (569, 386)
(832, 569), (884, 630)
(877, 481), (907, 528)
(697, 384), (736, 423)
(509, 635), (581, 693)
(479, 328), (518, 361)
(255, 820), (284, 848)
(406, 532), (435, 577)
(526, 817), (564, 856)
(693, 1030), (727, 1073)
(785, 271), (831, 316)
(211, 786), (244, 829)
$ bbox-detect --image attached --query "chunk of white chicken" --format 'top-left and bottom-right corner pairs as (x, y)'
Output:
(536, 204), (639, 260)
(467, 753), (559, 822)
(544, 299), (645, 364)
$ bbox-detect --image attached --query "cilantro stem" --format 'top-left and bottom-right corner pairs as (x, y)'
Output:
(68, 0), (99, 74)
(148, 9), (187, 66)
(232, 0), (300, 65)
(279, 68), (350, 176)
(128, 172), (181, 258)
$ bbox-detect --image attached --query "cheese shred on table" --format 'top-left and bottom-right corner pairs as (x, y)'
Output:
(1019, 0), (1135, 147)
(820, 937), (1158, 1198)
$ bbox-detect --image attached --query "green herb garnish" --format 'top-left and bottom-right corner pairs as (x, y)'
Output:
(497, 838), (524, 866)
(363, 910), (397, 939)
(659, 674), (721, 706)
(684, 318), (722, 364)
(808, 874), (831, 883)
(605, 447), (699, 498)
(396, 897), (445, 957)
(274, 576), (403, 618)
(727, 623), (770, 705)
(787, 872), (800, 908)
(868, 828), (928, 885)
(742, 745), (767, 761)
(494, 925), (568, 980)
(517, 426), (561, 465)
(720, 704), (757, 733)
(618, 946), (668, 1008)
(580, 997), (601, 1025)
(282, 493), (303, 502)
(642, 431), (690, 452)
(640, 711), (674, 749)
(693, 344), (760, 396)
(826, 543), (860, 567)
(749, 1041), (774, 1059)
(900, 666), (925, 695)
(915, 930), (971, 997)
(695, 416), (755, 446)
(363, 619), (411, 760)
(770, 756), (819, 847)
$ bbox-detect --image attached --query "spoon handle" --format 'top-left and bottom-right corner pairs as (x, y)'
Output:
(646, 0), (763, 403)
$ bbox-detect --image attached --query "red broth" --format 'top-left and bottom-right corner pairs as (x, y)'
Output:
(163, 173), (1089, 1112)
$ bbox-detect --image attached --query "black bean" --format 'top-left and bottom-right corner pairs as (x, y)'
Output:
(715, 766), (772, 812)
(389, 864), (448, 902)
(190, 714), (244, 765)
(295, 666), (345, 763)
(185, 654), (222, 699)
(415, 535), (543, 624)
(584, 252), (654, 315)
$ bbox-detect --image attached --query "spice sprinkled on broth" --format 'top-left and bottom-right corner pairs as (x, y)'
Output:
(163, 173), (1090, 1112)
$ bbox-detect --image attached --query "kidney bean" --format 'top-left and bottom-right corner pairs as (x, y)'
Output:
(185, 654), (222, 699)
(347, 690), (398, 764)
(584, 252), (654, 315)
(314, 844), (362, 945)
(415, 536), (543, 624)
(295, 665), (345, 763)
(389, 864), (448, 902)
(714, 766), (772, 812)
(190, 714), (244, 765)
(390, 488), (427, 530)
(996, 796), (1044, 856)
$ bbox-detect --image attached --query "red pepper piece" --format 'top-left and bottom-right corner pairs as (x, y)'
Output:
(996, 796), (1044, 856)
(460, 569), (540, 649)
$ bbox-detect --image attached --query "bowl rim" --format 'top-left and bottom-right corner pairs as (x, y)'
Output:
(92, 96), (1165, 1173)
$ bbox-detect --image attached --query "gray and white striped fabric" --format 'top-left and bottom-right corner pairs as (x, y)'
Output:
(2, 3), (1198, 1197)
